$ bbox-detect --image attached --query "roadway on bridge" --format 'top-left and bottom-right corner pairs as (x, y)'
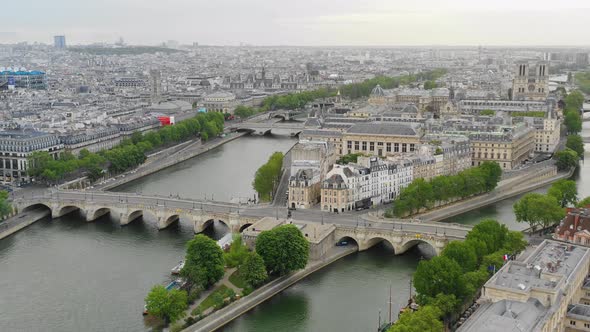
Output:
(17, 190), (471, 239)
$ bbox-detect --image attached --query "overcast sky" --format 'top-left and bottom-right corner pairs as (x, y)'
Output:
(2, 0), (590, 46)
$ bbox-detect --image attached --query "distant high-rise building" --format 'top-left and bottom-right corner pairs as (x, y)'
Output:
(166, 40), (179, 49)
(512, 62), (549, 101)
(575, 53), (589, 67)
(150, 69), (162, 103)
(53, 35), (66, 49)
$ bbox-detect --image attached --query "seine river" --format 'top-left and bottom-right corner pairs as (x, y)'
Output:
(0, 123), (589, 331)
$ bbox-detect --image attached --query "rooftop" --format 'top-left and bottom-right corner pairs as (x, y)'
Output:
(458, 299), (547, 332)
(490, 241), (587, 293)
(346, 122), (419, 136)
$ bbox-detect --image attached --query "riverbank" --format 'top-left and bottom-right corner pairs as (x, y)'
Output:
(100, 132), (247, 191)
(0, 208), (50, 240)
(182, 245), (358, 332)
(419, 167), (574, 222)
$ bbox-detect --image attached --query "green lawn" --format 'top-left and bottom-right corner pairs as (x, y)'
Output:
(197, 285), (230, 311)
(229, 270), (247, 289)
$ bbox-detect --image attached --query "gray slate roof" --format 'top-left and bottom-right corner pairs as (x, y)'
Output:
(346, 122), (418, 136)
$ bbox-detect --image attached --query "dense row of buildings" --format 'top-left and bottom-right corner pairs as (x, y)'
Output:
(288, 60), (562, 211)
(459, 239), (590, 332)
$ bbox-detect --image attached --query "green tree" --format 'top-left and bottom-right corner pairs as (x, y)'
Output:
(464, 238), (488, 264)
(256, 224), (309, 276)
(181, 235), (225, 288)
(564, 111), (582, 134)
(234, 105), (257, 118)
(414, 256), (465, 302)
(465, 219), (508, 255)
(252, 152), (284, 202)
(336, 153), (363, 165)
(503, 231), (528, 254)
(423, 293), (459, 318)
(441, 241), (477, 273)
(555, 148), (579, 171)
(145, 285), (188, 324)
(565, 90), (585, 110)
(479, 161), (502, 191)
(241, 251), (268, 288)
(481, 251), (505, 273)
(566, 135), (585, 158)
(547, 179), (578, 207)
(0, 190), (12, 218)
(388, 305), (443, 332)
(514, 193), (565, 231)
(463, 269), (489, 298)
(423, 80), (437, 90)
(480, 109), (495, 116)
(577, 196), (590, 208)
(224, 235), (249, 268)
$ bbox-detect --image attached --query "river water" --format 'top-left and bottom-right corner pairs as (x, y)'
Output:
(1, 122), (589, 331)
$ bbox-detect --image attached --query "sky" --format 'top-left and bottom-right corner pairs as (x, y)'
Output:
(1, 0), (590, 46)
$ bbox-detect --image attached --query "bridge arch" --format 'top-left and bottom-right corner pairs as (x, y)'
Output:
(22, 203), (51, 214)
(272, 113), (288, 121)
(87, 207), (111, 222)
(365, 236), (396, 252)
(120, 209), (146, 226)
(159, 214), (180, 229)
(55, 205), (82, 218)
(397, 238), (439, 257)
(336, 236), (359, 248)
(239, 223), (253, 233)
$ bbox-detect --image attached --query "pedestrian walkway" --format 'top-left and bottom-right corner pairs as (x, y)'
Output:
(186, 267), (243, 317)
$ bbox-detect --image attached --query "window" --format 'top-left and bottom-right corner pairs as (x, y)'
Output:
(362, 141), (367, 150)
(347, 141), (352, 150)
(402, 143), (407, 153)
(394, 143), (399, 152)
(386, 143), (391, 152)
(570, 320), (576, 326)
(355, 141), (359, 150)
(369, 142), (374, 151)
(409, 144), (415, 152)
(377, 142), (383, 146)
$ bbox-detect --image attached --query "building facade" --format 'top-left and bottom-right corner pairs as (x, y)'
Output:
(0, 131), (63, 184)
(54, 35), (66, 49)
(0, 70), (46, 90)
(320, 157), (413, 212)
(200, 91), (238, 113)
(342, 123), (422, 158)
(512, 62), (549, 101)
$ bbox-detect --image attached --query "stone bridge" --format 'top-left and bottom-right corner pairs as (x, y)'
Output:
(12, 190), (472, 256)
(13, 191), (260, 233)
(232, 121), (305, 136)
(334, 222), (471, 256)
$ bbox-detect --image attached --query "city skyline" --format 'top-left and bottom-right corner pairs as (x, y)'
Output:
(2, 0), (590, 46)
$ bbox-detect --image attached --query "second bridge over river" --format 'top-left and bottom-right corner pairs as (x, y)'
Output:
(13, 190), (472, 255)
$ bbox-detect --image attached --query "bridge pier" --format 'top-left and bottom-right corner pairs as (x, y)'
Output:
(228, 212), (241, 233)
(157, 213), (179, 230)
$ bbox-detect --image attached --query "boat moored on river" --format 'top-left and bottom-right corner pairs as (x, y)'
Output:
(171, 260), (184, 275)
